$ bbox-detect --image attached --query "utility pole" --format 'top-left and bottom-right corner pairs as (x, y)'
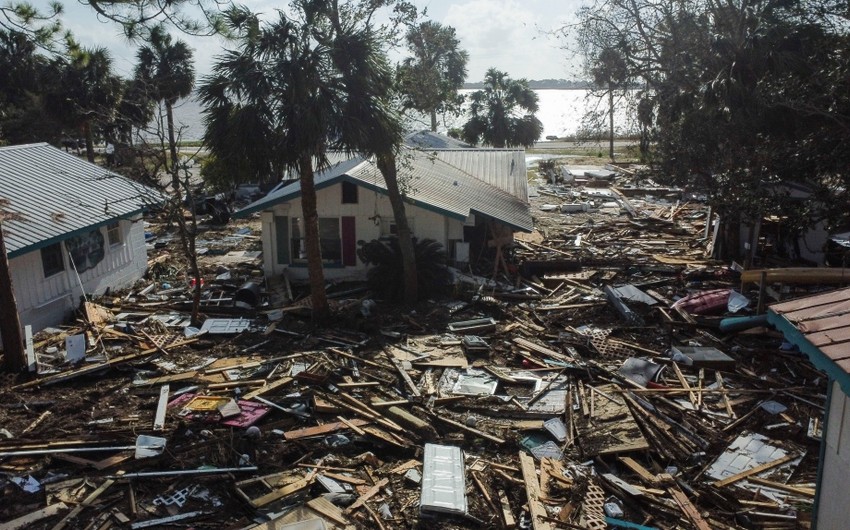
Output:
(0, 220), (25, 372)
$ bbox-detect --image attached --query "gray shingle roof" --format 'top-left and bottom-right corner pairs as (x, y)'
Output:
(404, 130), (472, 149)
(236, 147), (532, 232)
(0, 143), (166, 258)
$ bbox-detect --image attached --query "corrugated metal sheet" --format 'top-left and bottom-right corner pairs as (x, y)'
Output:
(428, 148), (528, 202)
(0, 143), (165, 257)
(404, 130), (471, 149)
(770, 287), (850, 365)
(236, 147), (532, 232)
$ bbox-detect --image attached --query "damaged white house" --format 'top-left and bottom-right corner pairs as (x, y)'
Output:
(0, 143), (163, 334)
(235, 135), (533, 282)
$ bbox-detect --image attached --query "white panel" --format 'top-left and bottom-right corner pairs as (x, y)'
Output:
(420, 443), (467, 516)
(817, 386), (850, 528)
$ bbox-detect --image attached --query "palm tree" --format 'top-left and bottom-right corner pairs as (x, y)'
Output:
(133, 26), (199, 323)
(133, 24), (195, 189)
(461, 68), (543, 148)
(200, 3), (417, 316)
(49, 45), (122, 162)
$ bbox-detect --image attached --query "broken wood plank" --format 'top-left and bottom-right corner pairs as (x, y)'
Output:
(711, 454), (797, 488)
(345, 477), (388, 514)
(432, 414), (506, 444)
(518, 451), (553, 530)
(664, 478), (712, 530)
(498, 489), (517, 529)
(50, 479), (115, 530)
(243, 376), (294, 400)
(0, 503), (68, 530)
(283, 418), (371, 440)
(618, 456), (660, 486)
(745, 476), (815, 497)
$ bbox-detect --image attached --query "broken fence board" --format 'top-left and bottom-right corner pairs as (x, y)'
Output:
(0, 503), (68, 530)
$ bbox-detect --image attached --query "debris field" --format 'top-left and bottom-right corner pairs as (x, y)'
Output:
(0, 164), (828, 530)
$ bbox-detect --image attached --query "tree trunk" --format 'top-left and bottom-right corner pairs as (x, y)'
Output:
(608, 85), (615, 161)
(166, 101), (180, 190)
(174, 185), (202, 326)
(84, 120), (95, 163)
(430, 110), (438, 132)
(0, 221), (26, 372)
(377, 153), (418, 304)
(299, 154), (330, 319)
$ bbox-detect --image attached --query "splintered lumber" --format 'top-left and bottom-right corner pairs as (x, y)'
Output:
(14, 338), (198, 389)
(498, 489), (517, 529)
(385, 352), (421, 397)
(741, 267), (850, 285)
(513, 337), (573, 362)
(235, 471), (315, 508)
(471, 471), (496, 510)
(661, 475), (712, 530)
(711, 454), (797, 488)
(331, 394), (406, 433)
(345, 477), (389, 514)
(0, 503), (68, 530)
(50, 479), (115, 530)
(242, 376), (294, 400)
(518, 451), (553, 530)
(283, 418), (370, 440)
(745, 476), (816, 497)
(432, 414), (506, 444)
(618, 456), (660, 486)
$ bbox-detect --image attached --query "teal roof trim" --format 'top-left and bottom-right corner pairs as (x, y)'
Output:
(767, 310), (850, 395)
(7, 209), (145, 259)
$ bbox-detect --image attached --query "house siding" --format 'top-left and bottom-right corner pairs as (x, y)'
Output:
(817, 380), (850, 528)
(263, 183), (459, 281)
(9, 215), (147, 332)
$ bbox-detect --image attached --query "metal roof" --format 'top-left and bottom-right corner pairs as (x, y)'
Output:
(404, 130), (471, 149)
(0, 143), (166, 258)
(235, 147), (532, 232)
(768, 286), (850, 393)
(425, 149), (528, 202)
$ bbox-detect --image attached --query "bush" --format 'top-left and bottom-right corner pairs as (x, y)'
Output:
(357, 237), (451, 301)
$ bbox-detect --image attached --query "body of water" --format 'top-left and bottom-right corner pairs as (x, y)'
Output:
(162, 88), (636, 142)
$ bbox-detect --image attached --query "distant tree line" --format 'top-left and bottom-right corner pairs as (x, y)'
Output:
(464, 78), (594, 90)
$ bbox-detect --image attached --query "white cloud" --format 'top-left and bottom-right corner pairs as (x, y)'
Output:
(442, 0), (576, 81)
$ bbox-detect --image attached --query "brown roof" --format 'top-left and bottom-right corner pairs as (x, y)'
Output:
(770, 287), (850, 368)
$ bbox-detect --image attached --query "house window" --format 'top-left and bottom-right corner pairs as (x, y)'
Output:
(41, 243), (65, 277)
(291, 217), (342, 265)
(341, 181), (358, 204)
(106, 222), (122, 246)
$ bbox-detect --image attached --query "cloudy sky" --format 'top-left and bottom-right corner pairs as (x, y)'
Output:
(58, 0), (584, 81)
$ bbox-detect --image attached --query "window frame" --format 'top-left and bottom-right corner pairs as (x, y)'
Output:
(40, 242), (65, 278)
(290, 217), (343, 266)
(106, 221), (122, 247)
(341, 181), (359, 204)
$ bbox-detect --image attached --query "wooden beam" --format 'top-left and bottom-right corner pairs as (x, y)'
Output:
(498, 489), (517, 529)
(519, 451), (554, 530)
(663, 478), (711, 530)
(345, 478), (388, 514)
(283, 418), (370, 440)
(0, 503), (68, 530)
(711, 454), (797, 488)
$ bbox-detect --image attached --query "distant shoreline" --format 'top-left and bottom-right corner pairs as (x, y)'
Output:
(463, 80), (592, 90)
